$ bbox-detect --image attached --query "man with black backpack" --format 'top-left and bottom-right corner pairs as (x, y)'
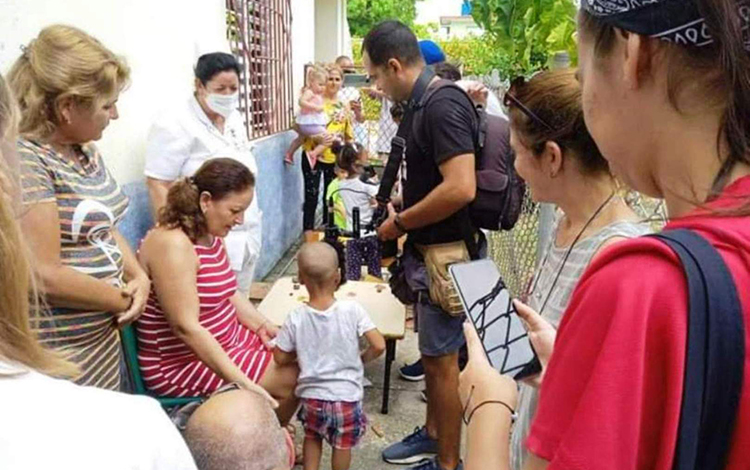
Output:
(364, 21), (483, 470)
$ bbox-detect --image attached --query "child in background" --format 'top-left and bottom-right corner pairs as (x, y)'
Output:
(325, 142), (382, 280)
(274, 242), (385, 470)
(329, 142), (379, 233)
(325, 143), (377, 231)
(326, 165), (348, 232)
(284, 65), (330, 166)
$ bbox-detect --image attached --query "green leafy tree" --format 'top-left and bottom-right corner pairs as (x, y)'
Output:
(412, 21), (439, 39)
(471, 0), (577, 76)
(439, 35), (512, 77)
(347, 0), (422, 37)
(352, 34), (511, 78)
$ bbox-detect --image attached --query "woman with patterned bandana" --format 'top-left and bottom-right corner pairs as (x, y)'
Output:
(459, 0), (750, 468)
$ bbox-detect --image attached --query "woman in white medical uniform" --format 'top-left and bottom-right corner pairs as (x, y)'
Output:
(145, 52), (262, 296)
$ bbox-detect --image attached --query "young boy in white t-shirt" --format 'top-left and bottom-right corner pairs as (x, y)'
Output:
(274, 242), (385, 470)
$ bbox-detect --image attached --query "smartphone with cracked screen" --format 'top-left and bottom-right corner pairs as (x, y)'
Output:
(449, 259), (541, 380)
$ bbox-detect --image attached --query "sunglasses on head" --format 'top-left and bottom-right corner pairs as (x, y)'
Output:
(503, 76), (555, 133)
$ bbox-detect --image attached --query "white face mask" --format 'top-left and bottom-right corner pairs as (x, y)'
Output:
(205, 92), (239, 118)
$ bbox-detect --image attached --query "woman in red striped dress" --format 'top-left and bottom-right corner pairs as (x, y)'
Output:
(136, 158), (298, 421)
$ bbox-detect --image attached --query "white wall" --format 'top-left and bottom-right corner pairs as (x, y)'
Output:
(415, 0), (463, 26)
(343, 3), (353, 60)
(0, 0), (228, 184)
(439, 19), (483, 39)
(314, 0), (350, 63)
(291, 0), (316, 105)
(0, 0), (324, 183)
(314, 0), (336, 62)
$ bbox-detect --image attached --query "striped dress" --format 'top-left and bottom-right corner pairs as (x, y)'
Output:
(19, 139), (129, 391)
(136, 237), (271, 397)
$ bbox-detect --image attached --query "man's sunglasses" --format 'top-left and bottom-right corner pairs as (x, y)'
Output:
(503, 76), (555, 133)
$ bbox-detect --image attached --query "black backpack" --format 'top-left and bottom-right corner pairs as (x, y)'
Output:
(371, 69), (525, 245)
(412, 79), (525, 231)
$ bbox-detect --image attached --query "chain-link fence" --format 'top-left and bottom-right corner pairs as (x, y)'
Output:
(489, 189), (669, 300)
(488, 193), (542, 299)
(339, 85), (399, 157)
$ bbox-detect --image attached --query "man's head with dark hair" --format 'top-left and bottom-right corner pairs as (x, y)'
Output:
(361, 21), (425, 102)
(362, 21), (422, 67)
(433, 62), (462, 82)
(194, 52), (241, 85)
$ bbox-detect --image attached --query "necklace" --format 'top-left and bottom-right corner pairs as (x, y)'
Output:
(528, 192), (616, 315)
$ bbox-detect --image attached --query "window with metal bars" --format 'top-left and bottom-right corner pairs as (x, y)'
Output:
(226, 0), (294, 140)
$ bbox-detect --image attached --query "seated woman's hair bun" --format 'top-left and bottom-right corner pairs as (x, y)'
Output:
(158, 158), (254, 242)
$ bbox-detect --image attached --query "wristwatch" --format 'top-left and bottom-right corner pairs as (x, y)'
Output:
(394, 214), (407, 234)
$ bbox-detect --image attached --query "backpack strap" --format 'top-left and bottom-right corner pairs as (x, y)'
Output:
(371, 67), (436, 227)
(650, 229), (745, 470)
(413, 79), (482, 259)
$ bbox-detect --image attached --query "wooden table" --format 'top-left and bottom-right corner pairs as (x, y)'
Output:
(258, 276), (406, 414)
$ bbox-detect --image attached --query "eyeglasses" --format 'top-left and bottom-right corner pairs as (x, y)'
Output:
(503, 76), (555, 133)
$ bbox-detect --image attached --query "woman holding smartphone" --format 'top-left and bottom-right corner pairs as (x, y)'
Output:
(498, 68), (650, 470)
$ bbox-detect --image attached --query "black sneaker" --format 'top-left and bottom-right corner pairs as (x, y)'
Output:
(399, 359), (425, 381)
(382, 426), (438, 464)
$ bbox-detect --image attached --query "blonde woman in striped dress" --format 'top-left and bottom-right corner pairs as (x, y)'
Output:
(9, 25), (150, 391)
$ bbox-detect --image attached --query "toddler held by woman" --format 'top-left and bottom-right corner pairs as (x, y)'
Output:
(285, 65), (330, 167)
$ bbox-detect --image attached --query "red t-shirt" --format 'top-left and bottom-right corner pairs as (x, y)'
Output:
(526, 176), (750, 470)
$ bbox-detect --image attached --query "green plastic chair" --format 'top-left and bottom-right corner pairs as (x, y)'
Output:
(120, 324), (203, 409)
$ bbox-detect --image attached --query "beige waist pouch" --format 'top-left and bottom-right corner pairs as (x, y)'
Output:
(416, 240), (470, 317)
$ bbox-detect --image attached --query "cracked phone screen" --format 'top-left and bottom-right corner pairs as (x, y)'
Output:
(450, 259), (540, 380)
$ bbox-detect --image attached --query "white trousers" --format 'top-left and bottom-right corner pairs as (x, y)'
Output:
(232, 245), (259, 298)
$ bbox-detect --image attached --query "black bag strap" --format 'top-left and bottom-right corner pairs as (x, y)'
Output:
(650, 229), (745, 470)
(459, 210), (480, 260)
(372, 68), (480, 258)
(408, 78), (482, 258)
(372, 67), (436, 213)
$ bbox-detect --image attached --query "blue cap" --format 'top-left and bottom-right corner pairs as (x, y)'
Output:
(418, 40), (446, 65)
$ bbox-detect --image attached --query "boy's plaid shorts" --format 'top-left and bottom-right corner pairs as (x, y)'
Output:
(297, 398), (367, 449)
